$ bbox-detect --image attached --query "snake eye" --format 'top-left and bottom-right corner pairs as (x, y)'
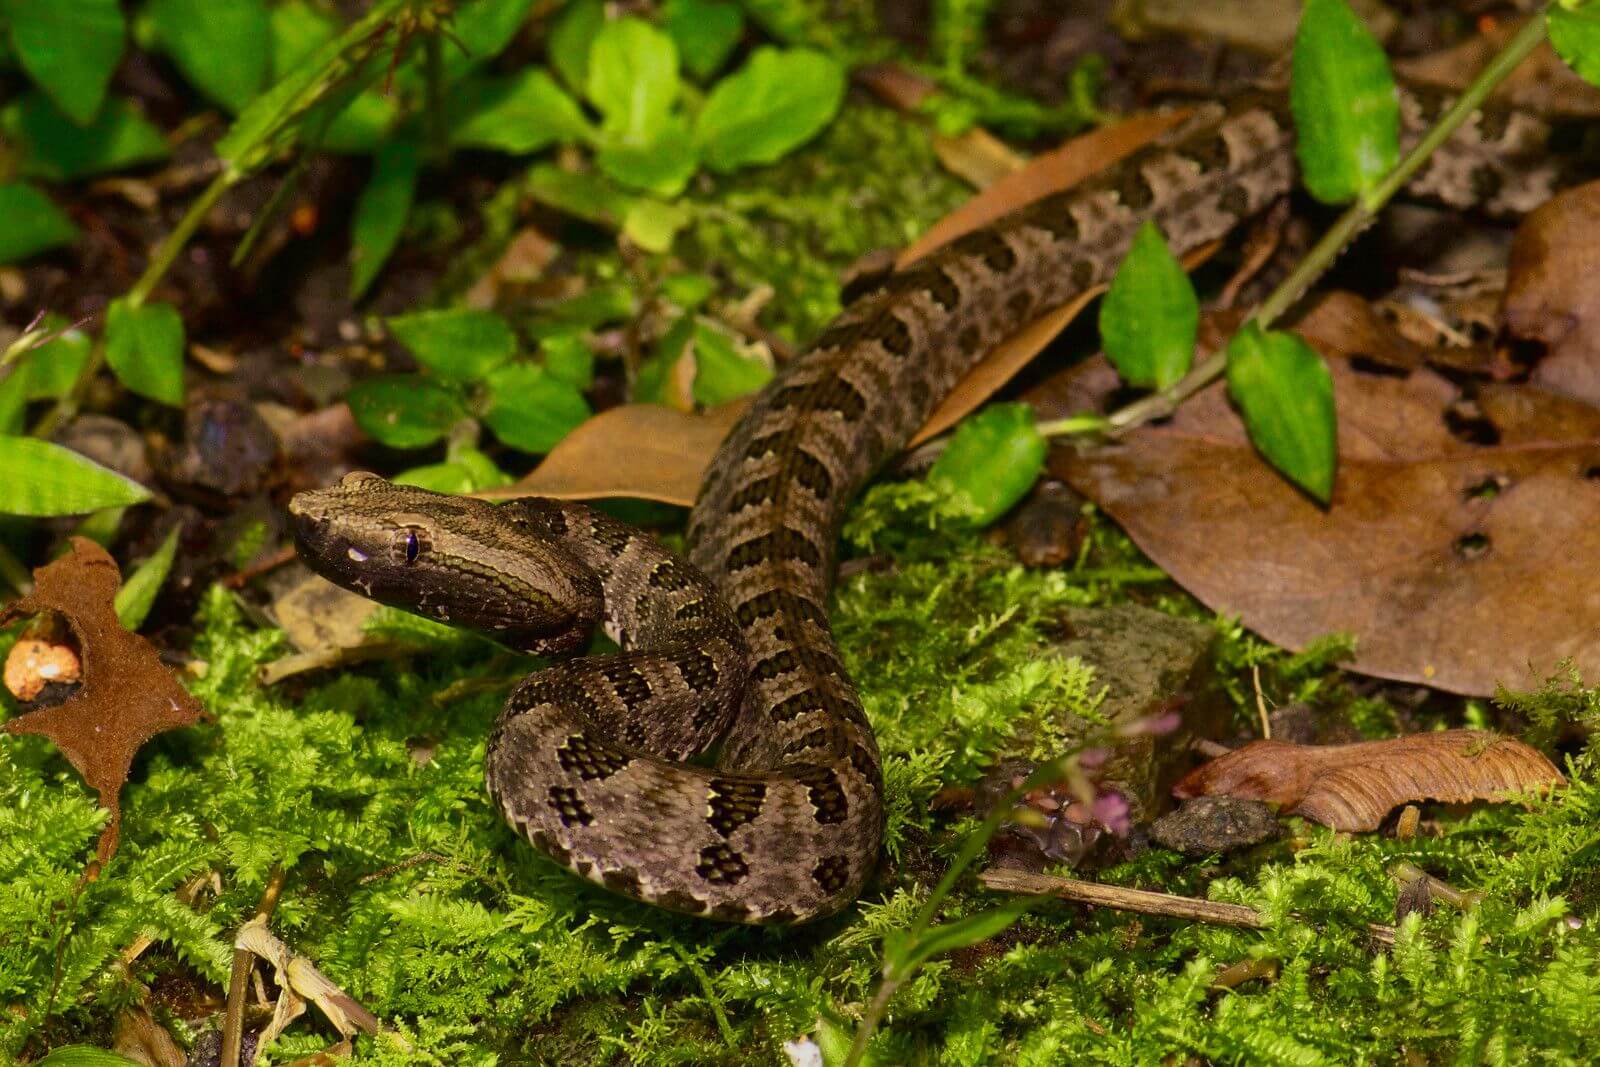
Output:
(403, 530), (421, 564)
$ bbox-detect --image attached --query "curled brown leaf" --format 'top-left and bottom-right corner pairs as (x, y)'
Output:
(1172, 729), (1564, 832)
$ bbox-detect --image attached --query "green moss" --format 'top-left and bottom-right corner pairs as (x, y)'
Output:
(6, 514), (1600, 1064)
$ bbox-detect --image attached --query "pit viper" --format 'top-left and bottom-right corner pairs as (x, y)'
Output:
(289, 87), (1559, 923)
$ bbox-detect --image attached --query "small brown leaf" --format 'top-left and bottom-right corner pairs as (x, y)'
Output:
(1, 538), (209, 866)
(1394, 25), (1600, 120)
(1173, 730), (1564, 832)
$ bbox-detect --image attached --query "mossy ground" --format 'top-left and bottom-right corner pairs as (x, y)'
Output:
(6, 79), (1600, 1067)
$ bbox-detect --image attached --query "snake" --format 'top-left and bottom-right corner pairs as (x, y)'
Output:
(288, 86), (1561, 924)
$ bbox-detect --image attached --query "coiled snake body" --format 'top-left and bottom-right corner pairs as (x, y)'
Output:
(289, 89), (1557, 923)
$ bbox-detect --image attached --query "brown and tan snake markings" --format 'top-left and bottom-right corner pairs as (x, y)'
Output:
(289, 88), (1562, 924)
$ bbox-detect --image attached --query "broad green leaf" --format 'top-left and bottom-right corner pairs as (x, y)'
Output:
(525, 163), (638, 226)
(586, 17), (680, 146)
(927, 403), (1047, 525)
(690, 321), (771, 406)
(1226, 322), (1337, 502)
(1290, 0), (1399, 204)
(663, 0), (744, 81)
(1, 0), (124, 125)
(1551, 5), (1600, 89)
(24, 317), (91, 398)
(541, 331), (594, 390)
(549, 0), (604, 92)
(398, 444), (510, 493)
(816, 999), (871, 1067)
(441, 0), (540, 81)
(146, 0), (271, 113)
(1099, 220), (1198, 390)
(0, 368), (28, 435)
(350, 139), (420, 299)
(662, 273), (714, 309)
(114, 525), (181, 629)
(215, 0), (409, 169)
(33, 1047), (142, 1067)
(886, 897), (1036, 978)
(346, 375), (468, 448)
(694, 48), (844, 172)
(0, 437), (151, 516)
(269, 0), (337, 76)
(621, 198), (691, 253)
(482, 362), (591, 452)
(105, 299), (185, 406)
(538, 285), (636, 328)
(449, 69), (593, 153)
(0, 181), (78, 263)
(387, 308), (516, 382)
(313, 89), (399, 154)
(596, 116), (698, 196)
(6, 93), (169, 181)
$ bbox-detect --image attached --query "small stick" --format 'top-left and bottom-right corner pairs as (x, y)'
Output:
(980, 868), (1396, 946)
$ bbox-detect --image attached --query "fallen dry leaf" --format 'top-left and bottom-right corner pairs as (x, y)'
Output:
(1, 538), (209, 866)
(1503, 180), (1600, 406)
(855, 63), (1028, 187)
(1045, 290), (1600, 697)
(1173, 730), (1564, 832)
(513, 110), (1200, 501)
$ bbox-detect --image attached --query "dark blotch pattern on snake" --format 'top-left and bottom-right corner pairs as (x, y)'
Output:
(288, 88), (1560, 923)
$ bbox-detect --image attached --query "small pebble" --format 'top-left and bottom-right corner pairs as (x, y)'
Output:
(1150, 796), (1281, 856)
(4, 639), (81, 702)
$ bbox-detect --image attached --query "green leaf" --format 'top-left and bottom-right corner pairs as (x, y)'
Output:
(1289, 0), (1399, 204)
(1099, 220), (1198, 391)
(1551, 5), (1600, 89)
(346, 375), (468, 448)
(0, 368), (30, 435)
(662, 273), (714, 309)
(269, 0), (337, 76)
(215, 0), (408, 170)
(1225, 322), (1337, 502)
(24, 317), (91, 398)
(482, 362), (591, 452)
(549, 0), (604, 92)
(0, 0), (124, 125)
(927, 403), (1047, 525)
(146, 0), (271, 113)
(114, 525), (181, 629)
(33, 1047), (142, 1067)
(449, 69), (593, 153)
(663, 0), (744, 81)
(6, 92), (170, 181)
(441, 0), (540, 82)
(0, 437), (151, 516)
(586, 16), (680, 146)
(350, 139), (420, 299)
(695, 47), (844, 172)
(886, 897), (1036, 978)
(387, 308), (516, 382)
(622, 198), (692, 253)
(690, 321), (771, 406)
(541, 331), (594, 390)
(596, 116), (699, 196)
(525, 163), (638, 226)
(0, 181), (78, 263)
(105, 299), (185, 406)
(397, 444), (510, 494)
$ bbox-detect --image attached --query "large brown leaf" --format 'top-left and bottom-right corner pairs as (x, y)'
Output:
(1503, 181), (1600, 407)
(1173, 730), (1563, 832)
(1046, 292), (1600, 697)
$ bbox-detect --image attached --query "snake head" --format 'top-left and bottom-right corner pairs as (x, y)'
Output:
(287, 472), (602, 655)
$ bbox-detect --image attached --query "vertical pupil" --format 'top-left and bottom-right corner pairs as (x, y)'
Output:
(405, 531), (419, 562)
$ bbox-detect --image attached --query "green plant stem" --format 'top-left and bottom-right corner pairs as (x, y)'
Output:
(1055, 5), (1553, 440)
(32, 170), (239, 439)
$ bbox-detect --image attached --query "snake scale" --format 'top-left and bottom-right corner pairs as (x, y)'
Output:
(289, 86), (1560, 923)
